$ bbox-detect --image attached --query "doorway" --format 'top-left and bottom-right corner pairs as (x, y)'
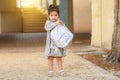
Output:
(17, 0), (47, 32)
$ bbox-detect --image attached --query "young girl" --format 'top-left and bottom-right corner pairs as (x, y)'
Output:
(45, 4), (66, 77)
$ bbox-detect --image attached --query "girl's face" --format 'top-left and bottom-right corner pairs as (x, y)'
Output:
(49, 11), (59, 22)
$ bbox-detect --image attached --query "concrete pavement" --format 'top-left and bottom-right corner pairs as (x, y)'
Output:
(0, 33), (119, 80)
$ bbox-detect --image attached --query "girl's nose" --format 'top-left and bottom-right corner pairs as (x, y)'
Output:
(53, 16), (56, 18)
(53, 17), (56, 20)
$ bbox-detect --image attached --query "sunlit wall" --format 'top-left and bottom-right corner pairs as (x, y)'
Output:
(73, 0), (91, 33)
(91, 0), (114, 49)
(0, 0), (16, 11)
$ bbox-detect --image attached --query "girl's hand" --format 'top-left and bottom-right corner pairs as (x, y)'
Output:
(56, 19), (63, 25)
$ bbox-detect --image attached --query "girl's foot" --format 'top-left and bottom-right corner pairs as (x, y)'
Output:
(58, 70), (66, 76)
(48, 71), (54, 77)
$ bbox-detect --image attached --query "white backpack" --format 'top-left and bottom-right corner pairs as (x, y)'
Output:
(51, 25), (73, 48)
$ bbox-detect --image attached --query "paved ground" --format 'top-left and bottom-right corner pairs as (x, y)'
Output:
(0, 33), (119, 80)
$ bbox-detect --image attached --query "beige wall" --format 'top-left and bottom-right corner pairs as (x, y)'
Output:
(0, 0), (16, 11)
(91, 0), (114, 49)
(1, 11), (22, 33)
(73, 0), (91, 33)
(0, 13), (1, 33)
(0, 0), (22, 33)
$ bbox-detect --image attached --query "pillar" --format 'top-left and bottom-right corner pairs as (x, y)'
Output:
(0, 12), (1, 33)
(59, 0), (73, 32)
(91, 0), (102, 47)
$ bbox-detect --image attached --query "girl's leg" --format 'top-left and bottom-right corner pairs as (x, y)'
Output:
(56, 57), (66, 76)
(48, 56), (54, 71)
(56, 57), (63, 70)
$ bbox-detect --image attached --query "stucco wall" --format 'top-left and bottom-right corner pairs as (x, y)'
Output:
(91, 0), (114, 49)
(33, 0), (41, 9)
(0, 0), (16, 11)
(0, 13), (1, 33)
(33, 0), (46, 9)
(0, 0), (22, 33)
(1, 11), (22, 33)
(73, 0), (91, 33)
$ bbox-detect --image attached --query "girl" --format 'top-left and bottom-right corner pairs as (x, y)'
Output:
(45, 4), (66, 77)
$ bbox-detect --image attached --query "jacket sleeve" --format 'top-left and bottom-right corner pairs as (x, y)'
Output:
(44, 20), (57, 31)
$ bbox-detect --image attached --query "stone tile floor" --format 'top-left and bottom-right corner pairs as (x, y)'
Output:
(0, 33), (119, 80)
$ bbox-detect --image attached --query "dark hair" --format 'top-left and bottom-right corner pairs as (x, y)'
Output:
(48, 4), (59, 15)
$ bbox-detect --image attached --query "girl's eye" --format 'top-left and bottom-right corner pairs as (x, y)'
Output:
(55, 14), (58, 16)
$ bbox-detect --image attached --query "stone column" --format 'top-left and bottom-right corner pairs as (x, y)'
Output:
(101, 0), (114, 49)
(91, 0), (114, 49)
(59, 0), (73, 32)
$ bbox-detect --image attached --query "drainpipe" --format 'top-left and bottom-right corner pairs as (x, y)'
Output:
(46, 0), (49, 9)
(41, 0), (42, 7)
(20, 0), (23, 32)
(0, 12), (1, 33)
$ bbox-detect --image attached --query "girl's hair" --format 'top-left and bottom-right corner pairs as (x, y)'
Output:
(48, 4), (59, 15)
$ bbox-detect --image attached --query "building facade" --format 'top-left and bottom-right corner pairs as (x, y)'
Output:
(0, 0), (114, 49)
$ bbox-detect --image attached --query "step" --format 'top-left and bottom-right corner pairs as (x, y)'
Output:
(23, 19), (46, 22)
(23, 30), (45, 32)
(23, 28), (44, 30)
(23, 23), (45, 25)
(23, 24), (45, 27)
(22, 9), (46, 13)
(23, 16), (46, 19)
(22, 10), (46, 13)
(23, 21), (45, 23)
(23, 13), (46, 16)
(22, 8), (46, 33)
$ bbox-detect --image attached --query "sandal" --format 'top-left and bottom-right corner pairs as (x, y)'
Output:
(58, 70), (66, 76)
(48, 71), (54, 77)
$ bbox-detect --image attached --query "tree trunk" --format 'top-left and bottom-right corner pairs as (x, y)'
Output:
(105, 0), (120, 62)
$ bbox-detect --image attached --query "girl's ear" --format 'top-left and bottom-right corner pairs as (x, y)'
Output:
(46, 15), (49, 19)
(46, 14), (50, 20)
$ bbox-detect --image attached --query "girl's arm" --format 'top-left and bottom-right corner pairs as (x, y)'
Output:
(45, 20), (57, 31)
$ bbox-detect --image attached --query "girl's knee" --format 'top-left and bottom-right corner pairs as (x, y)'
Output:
(56, 57), (62, 60)
(48, 56), (54, 60)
